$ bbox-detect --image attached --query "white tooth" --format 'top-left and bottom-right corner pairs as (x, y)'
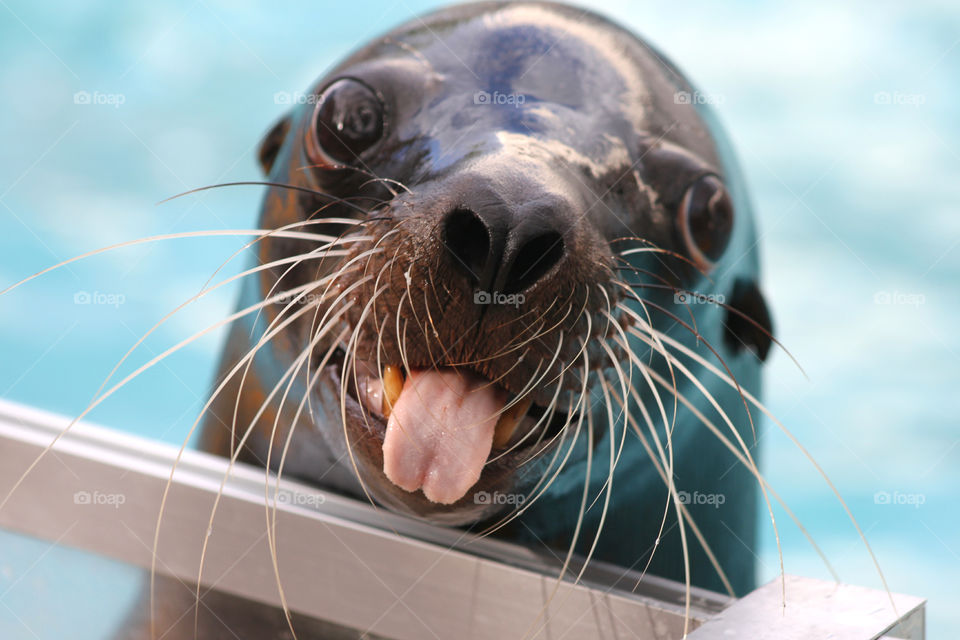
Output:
(360, 376), (384, 415)
(382, 365), (404, 418)
(494, 396), (532, 449)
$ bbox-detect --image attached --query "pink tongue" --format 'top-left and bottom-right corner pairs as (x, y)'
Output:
(382, 369), (505, 504)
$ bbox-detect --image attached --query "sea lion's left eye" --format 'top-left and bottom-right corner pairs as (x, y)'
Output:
(678, 175), (734, 271)
(310, 78), (384, 165)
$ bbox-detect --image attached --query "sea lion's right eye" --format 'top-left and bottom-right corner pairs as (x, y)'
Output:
(310, 78), (384, 166)
(677, 175), (734, 272)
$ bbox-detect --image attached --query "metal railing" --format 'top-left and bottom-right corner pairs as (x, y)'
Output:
(0, 399), (925, 639)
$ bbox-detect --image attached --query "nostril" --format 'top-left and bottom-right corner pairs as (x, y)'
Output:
(504, 231), (564, 294)
(442, 205), (567, 296)
(443, 207), (489, 284)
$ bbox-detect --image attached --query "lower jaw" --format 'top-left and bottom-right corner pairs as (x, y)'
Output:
(314, 361), (567, 525)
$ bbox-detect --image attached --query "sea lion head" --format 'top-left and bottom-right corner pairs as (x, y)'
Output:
(237, 2), (771, 526)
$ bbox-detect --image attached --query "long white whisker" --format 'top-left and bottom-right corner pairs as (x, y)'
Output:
(626, 324), (786, 608)
(149, 284), (341, 637)
(0, 228), (353, 297)
(0, 279), (323, 518)
(641, 326), (891, 607)
(519, 353), (593, 640)
(91, 241), (364, 403)
(479, 342), (590, 538)
(190, 294), (360, 635)
(636, 363), (839, 584)
(605, 380), (736, 597)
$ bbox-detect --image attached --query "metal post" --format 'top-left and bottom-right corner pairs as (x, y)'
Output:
(0, 400), (925, 639)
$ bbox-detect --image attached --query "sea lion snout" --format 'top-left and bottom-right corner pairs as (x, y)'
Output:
(340, 170), (611, 404)
(439, 174), (577, 297)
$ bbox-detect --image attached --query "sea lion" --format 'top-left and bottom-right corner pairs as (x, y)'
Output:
(136, 1), (773, 636)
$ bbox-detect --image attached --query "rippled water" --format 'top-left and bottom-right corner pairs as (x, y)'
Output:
(1, 1), (957, 637)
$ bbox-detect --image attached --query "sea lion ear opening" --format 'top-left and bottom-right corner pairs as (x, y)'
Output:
(257, 116), (291, 176)
(724, 278), (774, 362)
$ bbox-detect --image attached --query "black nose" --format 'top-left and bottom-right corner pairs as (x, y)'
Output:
(442, 206), (565, 295)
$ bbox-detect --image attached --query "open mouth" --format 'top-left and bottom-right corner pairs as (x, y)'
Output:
(333, 352), (572, 505)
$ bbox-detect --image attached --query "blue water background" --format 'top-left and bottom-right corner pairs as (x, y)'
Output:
(0, 1), (957, 637)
